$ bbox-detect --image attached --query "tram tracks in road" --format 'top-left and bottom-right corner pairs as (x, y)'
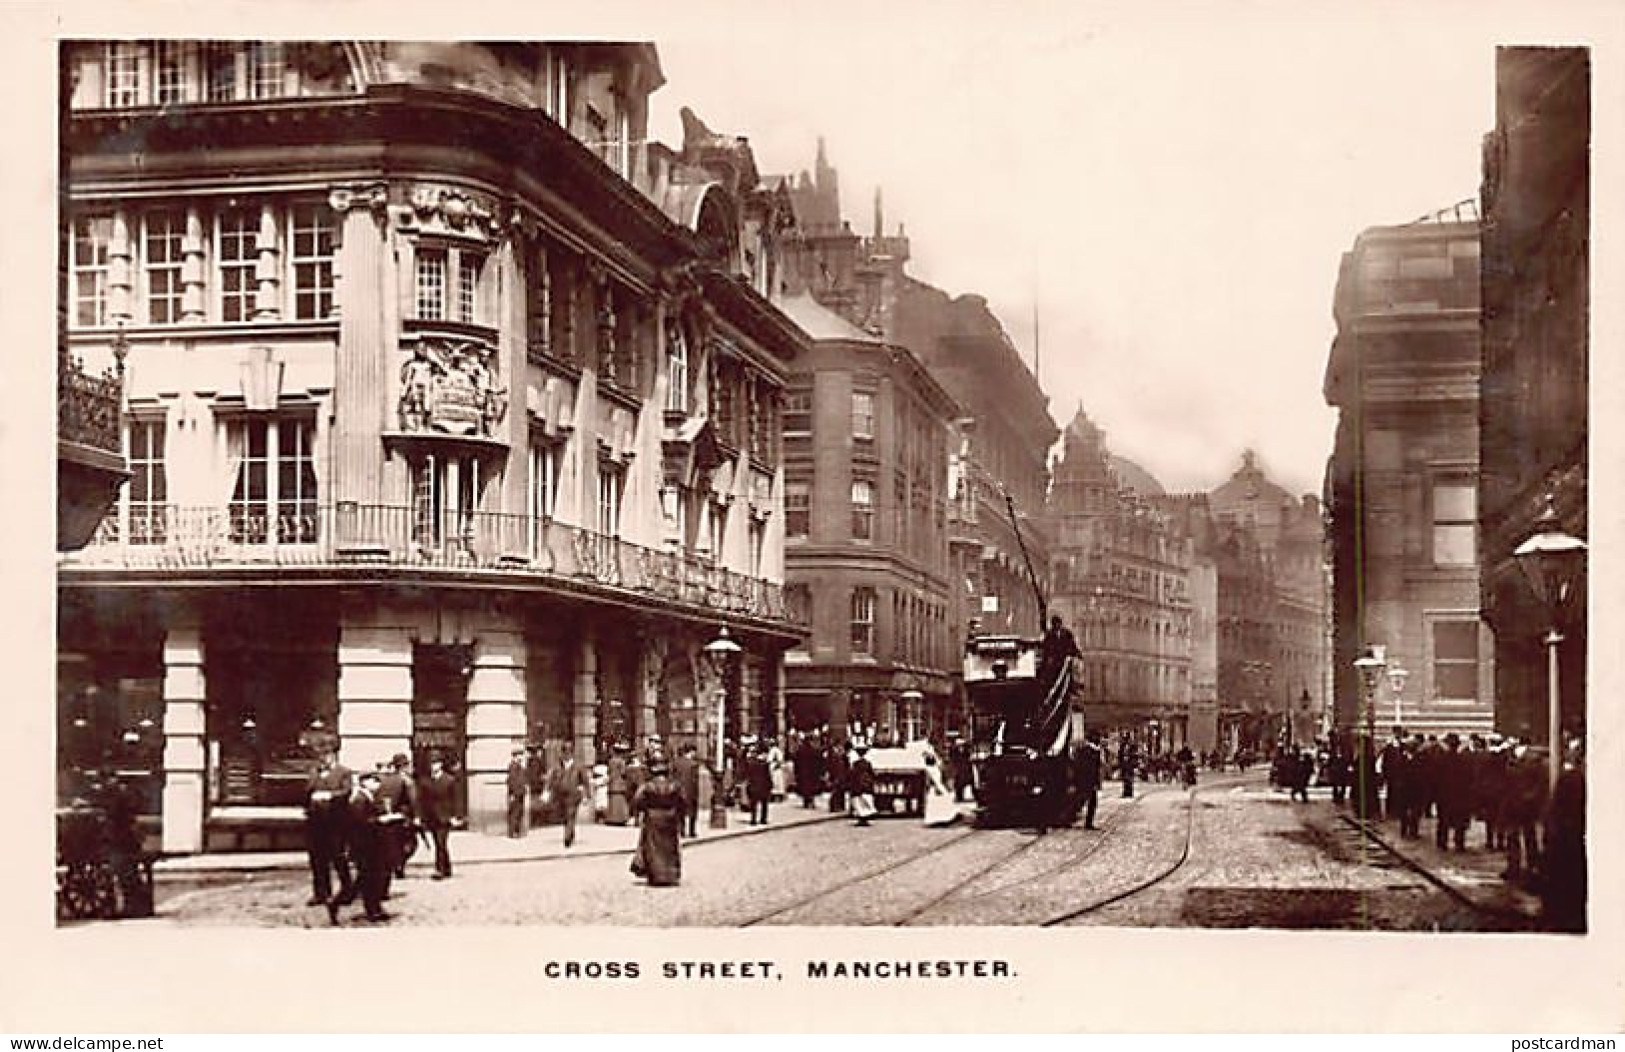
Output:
(1039, 785), (1201, 927)
(736, 826), (986, 927)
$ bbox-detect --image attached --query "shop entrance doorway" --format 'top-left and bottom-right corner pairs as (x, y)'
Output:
(412, 642), (472, 821)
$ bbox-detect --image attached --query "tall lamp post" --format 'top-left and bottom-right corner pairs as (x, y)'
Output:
(1386, 664), (1408, 736)
(1353, 645), (1387, 742)
(703, 626), (743, 830)
(1513, 496), (1586, 793)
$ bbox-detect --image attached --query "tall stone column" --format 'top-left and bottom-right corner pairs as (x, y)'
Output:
(573, 624), (599, 765)
(161, 620), (207, 854)
(465, 620), (527, 835)
(337, 615), (414, 774)
(328, 185), (391, 553)
(108, 209), (134, 325)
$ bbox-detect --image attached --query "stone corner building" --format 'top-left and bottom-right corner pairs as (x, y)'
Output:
(1323, 206), (1493, 738)
(57, 41), (806, 852)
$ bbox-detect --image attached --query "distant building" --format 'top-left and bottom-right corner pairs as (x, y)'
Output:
(1207, 452), (1330, 743)
(1478, 47), (1588, 745)
(1048, 409), (1193, 746)
(776, 294), (960, 742)
(1323, 208), (1492, 738)
(776, 142), (1057, 735)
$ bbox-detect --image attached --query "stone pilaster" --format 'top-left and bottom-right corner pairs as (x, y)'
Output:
(180, 206), (206, 322)
(573, 625), (599, 765)
(464, 623), (527, 834)
(336, 618), (414, 774)
(253, 202), (282, 320)
(108, 209), (134, 324)
(636, 633), (662, 745)
(160, 621), (206, 854)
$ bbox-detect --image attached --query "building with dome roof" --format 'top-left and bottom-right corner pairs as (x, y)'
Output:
(1046, 408), (1194, 744)
(56, 40), (807, 852)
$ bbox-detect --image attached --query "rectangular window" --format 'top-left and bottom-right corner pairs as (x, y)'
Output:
(227, 416), (317, 545)
(144, 211), (184, 324)
(155, 41), (189, 105)
(72, 216), (112, 327)
(851, 478), (874, 540)
(127, 419), (168, 545)
(527, 244), (552, 355)
(749, 519), (766, 575)
(598, 464), (623, 537)
(205, 42), (236, 102)
(457, 253), (482, 324)
(416, 251), (447, 320)
(217, 206), (257, 322)
(412, 455), (478, 551)
(785, 480), (810, 540)
(289, 203), (335, 320)
(529, 439), (560, 522)
(543, 49), (571, 123)
(786, 583), (810, 625)
(852, 390), (875, 440)
(1432, 481), (1476, 565)
(666, 327), (689, 414)
(248, 42), (285, 99)
(1432, 620), (1479, 701)
(105, 42), (143, 108)
(851, 587), (876, 656)
(784, 387), (811, 434)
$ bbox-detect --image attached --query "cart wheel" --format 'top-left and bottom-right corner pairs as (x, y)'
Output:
(60, 861), (115, 919)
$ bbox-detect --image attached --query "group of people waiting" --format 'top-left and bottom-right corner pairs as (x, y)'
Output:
(1326, 730), (1587, 930)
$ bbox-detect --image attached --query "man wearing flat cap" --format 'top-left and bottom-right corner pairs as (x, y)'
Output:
(506, 746), (529, 838)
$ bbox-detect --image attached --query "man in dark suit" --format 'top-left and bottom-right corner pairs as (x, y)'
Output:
(1434, 733), (1471, 851)
(377, 753), (417, 886)
(1077, 730), (1104, 829)
(506, 747), (529, 838)
(672, 745), (701, 837)
(547, 743), (594, 848)
(744, 741), (772, 825)
(330, 769), (392, 924)
(825, 738), (850, 813)
(417, 753), (457, 880)
(303, 747), (354, 908)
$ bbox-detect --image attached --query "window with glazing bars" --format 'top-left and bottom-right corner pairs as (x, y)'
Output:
(144, 211), (184, 324)
(416, 251), (447, 320)
(72, 216), (111, 327)
(290, 203), (335, 320)
(248, 41), (285, 99)
(126, 419), (168, 544)
(851, 587), (876, 656)
(217, 206), (257, 322)
(104, 42), (142, 108)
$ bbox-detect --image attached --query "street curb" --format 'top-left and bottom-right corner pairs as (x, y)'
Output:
(154, 810), (848, 878)
(1339, 813), (1540, 926)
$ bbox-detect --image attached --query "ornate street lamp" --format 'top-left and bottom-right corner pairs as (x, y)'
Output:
(1386, 665), (1409, 735)
(703, 626), (743, 830)
(1513, 495), (1586, 792)
(1353, 645), (1387, 742)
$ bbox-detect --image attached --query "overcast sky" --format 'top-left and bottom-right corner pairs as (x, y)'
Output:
(635, 2), (1543, 498)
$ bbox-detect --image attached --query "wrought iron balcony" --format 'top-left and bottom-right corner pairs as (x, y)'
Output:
(57, 341), (128, 551)
(62, 504), (796, 626)
(59, 349), (124, 454)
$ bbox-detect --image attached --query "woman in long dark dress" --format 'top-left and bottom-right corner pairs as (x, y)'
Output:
(630, 764), (686, 887)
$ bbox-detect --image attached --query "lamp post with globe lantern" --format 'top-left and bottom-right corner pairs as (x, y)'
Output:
(703, 626), (743, 829)
(1386, 664), (1409, 735)
(1513, 495), (1586, 792)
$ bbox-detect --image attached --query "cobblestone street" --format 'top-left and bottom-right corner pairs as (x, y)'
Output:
(132, 770), (1536, 931)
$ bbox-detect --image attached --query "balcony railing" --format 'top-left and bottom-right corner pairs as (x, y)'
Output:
(59, 350), (124, 454)
(64, 504), (793, 624)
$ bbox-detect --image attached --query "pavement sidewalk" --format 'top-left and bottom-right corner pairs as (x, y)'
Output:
(154, 797), (842, 877)
(1330, 803), (1544, 924)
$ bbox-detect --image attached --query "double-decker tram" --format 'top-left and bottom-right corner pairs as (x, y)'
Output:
(966, 633), (1086, 828)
